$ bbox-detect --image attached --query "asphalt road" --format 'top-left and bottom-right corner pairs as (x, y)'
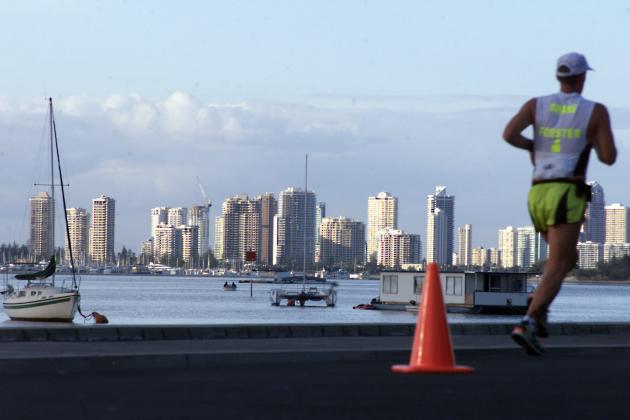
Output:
(2, 347), (629, 420)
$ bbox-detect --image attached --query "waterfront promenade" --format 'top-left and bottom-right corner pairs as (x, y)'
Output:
(0, 323), (629, 419)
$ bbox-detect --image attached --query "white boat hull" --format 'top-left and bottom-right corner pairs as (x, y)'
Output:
(4, 290), (80, 322)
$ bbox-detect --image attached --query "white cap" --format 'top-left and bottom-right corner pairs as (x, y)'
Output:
(556, 52), (593, 77)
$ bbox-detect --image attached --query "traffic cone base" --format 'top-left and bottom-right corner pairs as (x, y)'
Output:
(391, 263), (475, 375)
(391, 364), (474, 374)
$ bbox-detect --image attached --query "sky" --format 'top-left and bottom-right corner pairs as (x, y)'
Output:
(1, 1), (629, 254)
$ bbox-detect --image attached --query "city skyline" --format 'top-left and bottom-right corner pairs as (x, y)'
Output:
(15, 180), (630, 272)
(16, 180), (630, 264)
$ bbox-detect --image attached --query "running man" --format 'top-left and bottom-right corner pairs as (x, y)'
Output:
(503, 52), (617, 355)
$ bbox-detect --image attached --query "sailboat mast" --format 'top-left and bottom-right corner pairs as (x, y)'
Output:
(49, 98), (55, 283)
(51, 98), (78, 289)
(303, 154), (308, 287)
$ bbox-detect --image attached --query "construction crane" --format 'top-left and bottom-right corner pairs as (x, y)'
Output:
(196, 176), (212, 209)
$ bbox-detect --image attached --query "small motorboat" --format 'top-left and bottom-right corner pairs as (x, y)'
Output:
(223, 282), (237, 291)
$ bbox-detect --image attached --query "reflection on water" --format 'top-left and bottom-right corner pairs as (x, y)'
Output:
(1, 275), (629, 326)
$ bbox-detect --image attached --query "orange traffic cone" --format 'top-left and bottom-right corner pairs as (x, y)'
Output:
(392, 263), (474, 374)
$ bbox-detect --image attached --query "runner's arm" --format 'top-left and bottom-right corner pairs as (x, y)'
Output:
(503, 99), (536, 152)
(591, 104), (617, 165)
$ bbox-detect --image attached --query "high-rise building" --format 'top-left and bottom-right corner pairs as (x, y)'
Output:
(426, 186), (454, 266)
(151, 207), (169, 240)
(154, 224), (178, 264)
(605, 203), (630, 244)
(214, 216), (224, 261)
(517, 226), (537, 269)
(376, 228), (422, 268)
(238, 202), (261, 263)
(471, 246), (490, 269)
(584, 181), (605, 243)
(367, 192), (398, 262)
(577, 241), (602, 269)
(89, 195), (115, 265)
(216, 194), (261, 265)
(189, 205), (209, 258)
(457, 224), (472, 267)
(318, 217), (365, 268)
(489, 248), (501, 268)
(65, 208), (89, 267)
(315, 202), (326, 263)
(426, 207), (447, 265)
(273, 187), (316, 269)
(259, 193), (277, 265)
(498, 226), (518, 269)
(167, 207), (187, 227)
(29, 192), (55, 261)
(179, 225), (199, 267)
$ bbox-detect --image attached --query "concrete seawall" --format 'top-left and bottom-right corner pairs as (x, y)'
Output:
(2, 322), (630, 342)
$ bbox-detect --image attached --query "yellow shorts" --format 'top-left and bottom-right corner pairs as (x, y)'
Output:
(527, 183), (587, 232)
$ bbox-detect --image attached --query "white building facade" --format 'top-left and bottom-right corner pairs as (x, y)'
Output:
(89, 195), (115, 266)
(65, 207), (89, 267)
(605, 203), (629, 244)
(457, 224), (472, 267)
(29, 192), (55, 261)
(367, 192), (398, 263)
(376, 228), (422, 268)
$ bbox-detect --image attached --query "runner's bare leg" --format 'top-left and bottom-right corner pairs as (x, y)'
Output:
(527, 223), (581, 319)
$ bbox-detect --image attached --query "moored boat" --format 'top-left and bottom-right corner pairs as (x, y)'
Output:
(2, 98), (81, 322)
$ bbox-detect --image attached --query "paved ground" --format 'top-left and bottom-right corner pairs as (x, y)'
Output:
(2, 347), (629, 420)
(1, 333), (630, 419)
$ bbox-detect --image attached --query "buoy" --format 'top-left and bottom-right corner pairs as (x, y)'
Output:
(92, 311), (109, 324)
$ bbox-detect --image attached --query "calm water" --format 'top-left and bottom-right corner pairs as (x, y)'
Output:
(2, 275), (630, 326)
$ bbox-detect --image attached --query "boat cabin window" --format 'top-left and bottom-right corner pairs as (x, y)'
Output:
(413, 275), (424, 294)
(445, 276), (463, 296)
(382, 275), (398, 294)
(38, 291), (42, 295)
(489, 276), (501, 292)
(31, 291), (37, 296)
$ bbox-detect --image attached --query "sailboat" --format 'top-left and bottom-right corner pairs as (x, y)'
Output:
(3, 98), (80, 322)
(270, 154), (337, 307)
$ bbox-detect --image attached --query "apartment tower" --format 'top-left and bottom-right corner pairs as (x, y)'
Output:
(259, 193), (278, 265)
(376, 228), (422, 268)
(605, 203), (630, 244)
(65, 208), (89, 267)
(457, 224), (472, 267)
(318, 217), (365, 269)
(273, 187), (316, 269)
(426, 186), (455, 266)
(367, 192), (398, 263)
(189, 205), (209, 258)
(29, 192), (55, 261)
(89, 195), (115, 265)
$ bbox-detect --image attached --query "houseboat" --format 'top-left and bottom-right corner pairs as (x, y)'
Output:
(374, 270), (533, 314)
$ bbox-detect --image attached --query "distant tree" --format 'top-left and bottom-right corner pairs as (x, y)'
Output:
(574, 255), (630, 281)
(0, 242), (30, 263)
(528, 260), (547, 274)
